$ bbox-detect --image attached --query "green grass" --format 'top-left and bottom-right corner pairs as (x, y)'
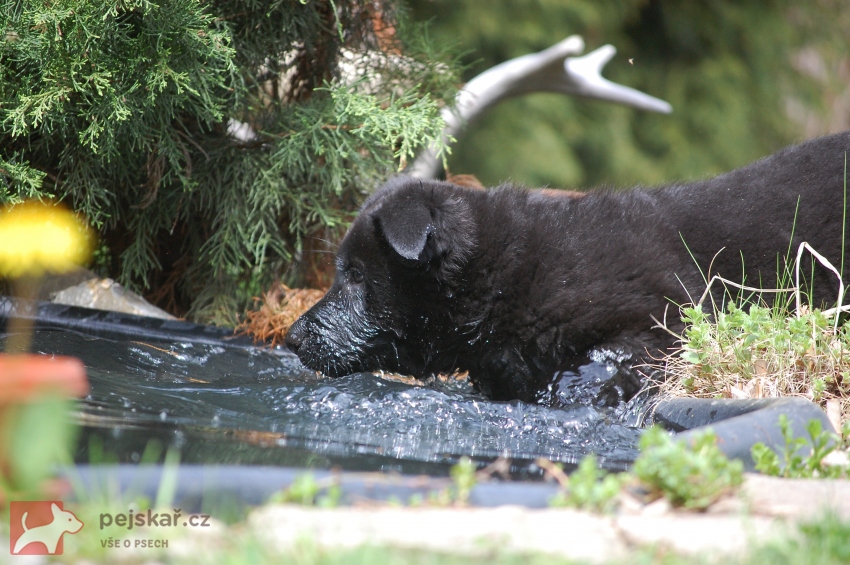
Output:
(544, 428), (743, 512)
(751, 415), (850, 478)
(631, 427), (744, 509)
(659, 294), (850, 424)
(546, 454), (625, 513)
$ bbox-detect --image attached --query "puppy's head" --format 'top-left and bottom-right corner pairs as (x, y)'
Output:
(285, 178), (477, 378)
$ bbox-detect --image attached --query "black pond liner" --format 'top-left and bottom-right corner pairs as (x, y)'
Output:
(1, 297), (838, 508)
(63, 464), (563, 512)
(0, 296), (256, 349)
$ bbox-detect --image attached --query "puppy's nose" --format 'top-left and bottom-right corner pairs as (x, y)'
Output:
(284, 323), (303, 354)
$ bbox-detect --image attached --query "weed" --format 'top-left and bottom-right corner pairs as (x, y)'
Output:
(267, 457), (478, 509)
(631, 427), (744, 509)
(543, 428), (743, 512)
(269, 474), (342, 508)
(662, 300), (850, 424)
(448, 456), (477, 505)
(410, 456), (479, 506)
(751, 415), (849, 478)
(545, 455), (624, 513)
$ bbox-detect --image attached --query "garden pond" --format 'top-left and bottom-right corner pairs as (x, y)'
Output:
(10, 325), (648, 478)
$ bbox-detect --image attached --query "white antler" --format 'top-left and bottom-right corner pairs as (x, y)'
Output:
(408, 36), (672, 179)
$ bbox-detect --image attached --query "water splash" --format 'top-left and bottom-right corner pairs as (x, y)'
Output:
(25, 329), (643, 474)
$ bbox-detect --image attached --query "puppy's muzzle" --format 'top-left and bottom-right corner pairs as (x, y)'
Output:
(284, 319), (306, 355)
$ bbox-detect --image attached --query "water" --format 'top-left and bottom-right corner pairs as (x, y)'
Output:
(18, 329), (645, 476)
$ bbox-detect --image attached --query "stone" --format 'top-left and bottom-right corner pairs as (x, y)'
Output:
(739, 474), (850, 519)
(51, 278), (176, 320)
(249, 506), (627, 562)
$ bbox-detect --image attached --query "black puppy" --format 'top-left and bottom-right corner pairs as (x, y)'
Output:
(286, 131), (849, 403)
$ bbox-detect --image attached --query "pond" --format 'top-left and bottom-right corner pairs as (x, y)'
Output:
(10, 325), (647, 478)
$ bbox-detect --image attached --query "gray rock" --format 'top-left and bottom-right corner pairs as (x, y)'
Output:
(739, 474), (850, 520)
(51, 278), (176, 320)
(249, 506), (628, 562)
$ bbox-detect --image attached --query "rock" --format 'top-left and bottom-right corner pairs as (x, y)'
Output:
(249, 505), (627, 562)
(739, 474), (850, 519)
(637, 497), (672, 517)
(50, 278), (176, 320)
(614, 514), (776, 555)
(246, 503), (792, 561)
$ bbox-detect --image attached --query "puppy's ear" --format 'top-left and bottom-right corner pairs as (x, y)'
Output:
(374, 197), (434, 261)
(373, 191), (476, 276)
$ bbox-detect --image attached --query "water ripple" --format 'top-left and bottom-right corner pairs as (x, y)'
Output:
(26, 329), (643, 471)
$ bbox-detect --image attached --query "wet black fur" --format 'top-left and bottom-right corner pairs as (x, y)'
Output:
(286, 131), (850, 403)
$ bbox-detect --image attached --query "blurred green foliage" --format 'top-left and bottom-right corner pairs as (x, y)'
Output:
(632, 426), (744, 510)
(1, 1), (459, 322)
(409, 0), (848, 188)
(4, 395), (77, 496)
(751, 415), (849, 479)
(269, 473), (342, 508)
(548, 454), (625, 513)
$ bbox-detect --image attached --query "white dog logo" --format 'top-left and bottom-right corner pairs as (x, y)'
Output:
(11, 502), (84, 555)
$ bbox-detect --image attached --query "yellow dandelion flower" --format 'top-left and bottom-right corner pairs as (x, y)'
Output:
(0, 201), (94, 278)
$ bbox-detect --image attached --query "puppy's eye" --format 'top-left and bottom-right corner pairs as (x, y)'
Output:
(348, 267), (364, 284)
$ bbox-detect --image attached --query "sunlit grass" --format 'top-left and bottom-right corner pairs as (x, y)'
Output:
(654, 242), (850, 427)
